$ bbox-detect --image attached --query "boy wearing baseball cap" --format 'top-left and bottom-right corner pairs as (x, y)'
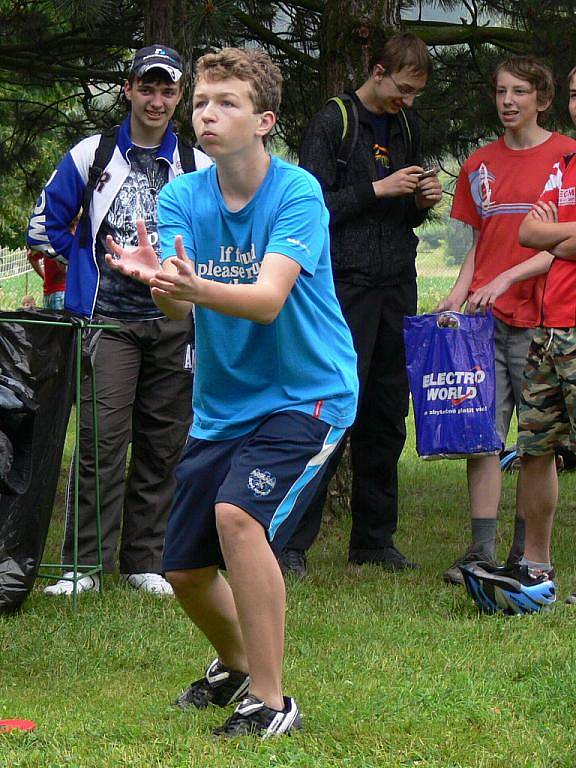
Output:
(27, 46), (211, 596)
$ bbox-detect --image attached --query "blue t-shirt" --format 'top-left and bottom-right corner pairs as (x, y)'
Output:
(158, 155), (358, 440)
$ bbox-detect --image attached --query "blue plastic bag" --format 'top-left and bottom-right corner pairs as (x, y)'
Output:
(403, 311), (502, 459)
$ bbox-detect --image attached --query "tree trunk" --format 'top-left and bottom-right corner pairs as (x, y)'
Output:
(142, 0), (176, 46)
(319, 0), (403, 98)
(141, 0), (198, 136)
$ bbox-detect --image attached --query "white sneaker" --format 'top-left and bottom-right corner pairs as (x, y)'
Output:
(43, 572), (100, 596)
(121, 572), (174, 596)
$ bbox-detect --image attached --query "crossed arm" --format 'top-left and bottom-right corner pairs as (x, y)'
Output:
(105, 220), (301, 324)
(519, 200), (576, 259)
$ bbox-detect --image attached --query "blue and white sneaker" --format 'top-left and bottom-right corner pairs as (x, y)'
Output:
(212, 694), (303, 738)
(460, 561), (556, 615)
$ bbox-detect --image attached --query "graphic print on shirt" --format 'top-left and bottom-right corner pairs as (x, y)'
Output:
(542, 161), (564, 195)
(96, 146), (169, 316)
(373, 143), (391, 173)
(105, 151), (167, 254)
(196, 243), (262, 283)
(469, 162), (534, 218)
(542, 161), (575, 207)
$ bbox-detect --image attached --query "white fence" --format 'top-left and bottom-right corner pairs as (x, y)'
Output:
(0, 247), (32, 282)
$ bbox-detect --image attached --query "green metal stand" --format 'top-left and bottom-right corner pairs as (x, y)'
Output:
(2, 315), (116, 611)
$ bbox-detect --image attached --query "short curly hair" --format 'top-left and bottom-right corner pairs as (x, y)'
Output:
(195, 47), (283, 114)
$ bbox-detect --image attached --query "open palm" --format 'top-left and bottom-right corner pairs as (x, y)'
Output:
(105, 219), (161, 284)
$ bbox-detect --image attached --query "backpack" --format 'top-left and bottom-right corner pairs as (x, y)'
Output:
(327, 93), (413, 181)
(327, 94), (359, 177)
(79, 126), (197, 247)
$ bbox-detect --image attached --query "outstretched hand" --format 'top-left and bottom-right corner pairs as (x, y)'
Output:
(150, 235), (202, 304)
(105, 219), (161, 284)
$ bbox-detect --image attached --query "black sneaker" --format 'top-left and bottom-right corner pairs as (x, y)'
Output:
(212, 693), (303, 739)
(442, 546), (498, 586)
(278, 549), (307, 580)
(173, 658), (250, 710)
(565, 589), (576, 605)
(348, 545), (418, 571)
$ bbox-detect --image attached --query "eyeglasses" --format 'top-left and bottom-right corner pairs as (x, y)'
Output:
(387, 72), (424, 99)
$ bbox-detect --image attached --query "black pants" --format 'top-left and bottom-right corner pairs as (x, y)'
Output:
(62, 315), (193, 573)
(286, 280), (416, 558)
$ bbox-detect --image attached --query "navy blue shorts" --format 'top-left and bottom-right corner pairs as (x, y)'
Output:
(163, 411), (345, 571)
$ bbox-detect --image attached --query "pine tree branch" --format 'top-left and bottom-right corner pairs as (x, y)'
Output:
(232, 9), (319, 69)
(279, 0), (324, 12)
(406, 19), (529, 48)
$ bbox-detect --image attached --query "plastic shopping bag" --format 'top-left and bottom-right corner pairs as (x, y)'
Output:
(403, 311), (502, 459)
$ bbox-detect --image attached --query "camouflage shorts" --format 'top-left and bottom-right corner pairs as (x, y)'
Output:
(517, 327), (576, 456)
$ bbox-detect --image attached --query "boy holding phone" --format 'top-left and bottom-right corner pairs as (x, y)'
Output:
(281, 33), (442, 578)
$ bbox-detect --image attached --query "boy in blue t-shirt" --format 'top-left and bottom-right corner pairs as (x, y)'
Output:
(106, 47), (358, 738)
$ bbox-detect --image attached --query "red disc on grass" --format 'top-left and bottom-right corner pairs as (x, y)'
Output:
(0, 719), (37, 732)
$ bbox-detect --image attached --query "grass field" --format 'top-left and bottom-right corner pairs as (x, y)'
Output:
(1, 407), (576, 767)
(417, 247), (459, 313)
(0, 272), (44, 310)
(3, 263), (575, 767)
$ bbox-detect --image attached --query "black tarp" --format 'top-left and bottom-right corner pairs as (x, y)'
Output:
(0, 310), (76, 612)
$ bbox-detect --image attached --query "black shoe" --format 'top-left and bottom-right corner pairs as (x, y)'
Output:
(278, 549), (307, 580)
(348, 545), (418, 571)
(212, 694), (303, 739)
(505, 547), (523, 568)
(443, 545), (498, 586)
(565, 591), (576, 605)
(173, 658), (250, 710)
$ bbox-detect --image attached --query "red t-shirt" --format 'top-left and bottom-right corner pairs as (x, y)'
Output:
(451, 133), (576, 327)
(43, 257), (66, 295)
(538, 152), (576, 327)
(28, 251), (66, 295)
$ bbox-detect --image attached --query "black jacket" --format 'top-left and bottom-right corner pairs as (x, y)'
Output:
(298, 90), (427, 286)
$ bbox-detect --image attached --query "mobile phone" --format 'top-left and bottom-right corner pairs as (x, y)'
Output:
(418, 167), (439, 180)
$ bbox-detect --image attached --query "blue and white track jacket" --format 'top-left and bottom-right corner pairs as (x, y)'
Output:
(26, 117), (211, 318)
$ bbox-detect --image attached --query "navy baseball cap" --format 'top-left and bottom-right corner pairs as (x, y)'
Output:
(130, 45), (183, 82)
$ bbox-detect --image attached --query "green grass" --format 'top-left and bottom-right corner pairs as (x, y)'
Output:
(1, 271), (573, 766)
(2, 410), (576, 768)
(0, 272), (43, 310)
(418, 275), (456, 313)
(417, 246), (459, 313)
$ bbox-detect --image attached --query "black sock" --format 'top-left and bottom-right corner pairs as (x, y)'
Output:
(508, 516), (525, 560)
(470, 518), (497, 558)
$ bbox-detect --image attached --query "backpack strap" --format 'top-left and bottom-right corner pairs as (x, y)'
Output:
(398, 108), (413, 157)
(328, 97), (414, 177)
(327, 94), (359, 178)
(177, 136), (197, 173)
(79, 126), (119, 248)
